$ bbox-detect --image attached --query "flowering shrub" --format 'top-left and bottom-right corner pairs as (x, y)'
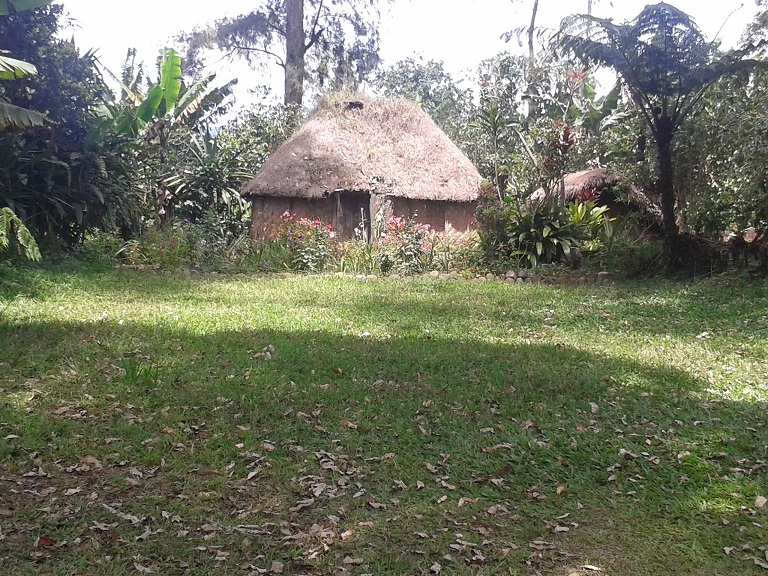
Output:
(113, 209), (488, 276)
(432, 230), (480, 272)
(379, 215), (434, 274)
(281, 211), (335, 271)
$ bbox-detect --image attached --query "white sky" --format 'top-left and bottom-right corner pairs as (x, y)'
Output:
(55, 0), (757, 107)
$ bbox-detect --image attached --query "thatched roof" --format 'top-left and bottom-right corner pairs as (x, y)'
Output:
(529, 167), (662, 220)
(241, 96), (481, 202)
(529, 168), (623, 203)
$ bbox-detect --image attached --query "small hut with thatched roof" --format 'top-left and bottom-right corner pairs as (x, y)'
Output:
(529, 168), (624, 206)
(528, 167), (661, 220)
(241, 95), (482, 240)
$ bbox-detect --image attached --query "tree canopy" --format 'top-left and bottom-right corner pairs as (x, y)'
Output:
(178, 0), (390, 106)
(559, 2), (767, 266)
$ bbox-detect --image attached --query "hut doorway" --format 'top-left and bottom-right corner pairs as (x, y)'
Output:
(337, 192), (371, 240)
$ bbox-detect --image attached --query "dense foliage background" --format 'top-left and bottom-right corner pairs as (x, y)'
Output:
(1, 1), (767, 275)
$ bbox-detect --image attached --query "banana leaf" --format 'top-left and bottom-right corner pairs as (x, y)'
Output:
(0, 0), (52, 15)
(0, 100), (46, 129)
(0, 51), (37, 79)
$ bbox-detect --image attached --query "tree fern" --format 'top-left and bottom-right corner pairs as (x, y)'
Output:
(0, 207), (41, 261)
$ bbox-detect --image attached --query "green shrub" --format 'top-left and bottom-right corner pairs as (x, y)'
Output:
(74, 230), (124, 269)
(477, 199), (580, 268)
(379, 215), (434, 274)
(282, 214), (334, 272)
(180, 212), (256, 271)
(334, 240), (383, 275)
(119, 227), (189, 269)
(477, 196), (614, 269)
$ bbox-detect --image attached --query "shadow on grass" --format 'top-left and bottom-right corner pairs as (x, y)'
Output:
(2, 316), (767, 573)
(1, 266), (768, 574)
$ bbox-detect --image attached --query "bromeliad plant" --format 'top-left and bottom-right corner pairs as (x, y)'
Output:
(506, 200), (584, 266)
(567, 199), (611, 236)
(477, 195), (611, 268)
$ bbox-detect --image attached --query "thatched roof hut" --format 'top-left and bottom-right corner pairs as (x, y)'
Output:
(529, 167), (661, 220)
(529, 168), (623, 204)
(242, 95), (481, 240)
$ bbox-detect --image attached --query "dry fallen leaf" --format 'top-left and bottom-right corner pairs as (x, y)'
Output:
(557, 485), (566, 495)
(270, 560), (284, 573)
(289, 499), (314, 513)
(133, 562), (155, 574)
(342, 556), (363, 565)
(486, 504), (509, 516)
(35, 536), (58, 548)
(529, 540), (555, 551)
(756, 496), (767, 509)
(81, 456), (103, 468)
(429, 562), (442, 574)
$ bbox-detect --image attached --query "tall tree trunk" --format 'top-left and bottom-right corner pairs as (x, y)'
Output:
(656, 121), (679, 268)
(284, 0), (305, 105)
(525, 0), (539, 124)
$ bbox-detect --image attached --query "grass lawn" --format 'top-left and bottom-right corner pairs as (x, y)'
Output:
(1, 264), (767, 575)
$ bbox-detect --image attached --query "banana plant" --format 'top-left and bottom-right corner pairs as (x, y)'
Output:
(0, 50), (36, 79)
(0, 50), (45, 128)
(109, 48), (237, 137)
(0, 0), (51, 129)
(0, 0), (52, 14)
(97, 47), (237, 222)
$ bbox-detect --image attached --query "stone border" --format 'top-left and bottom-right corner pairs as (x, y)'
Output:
(424, 269), (614, 285)
(165, 267), (614, 285)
